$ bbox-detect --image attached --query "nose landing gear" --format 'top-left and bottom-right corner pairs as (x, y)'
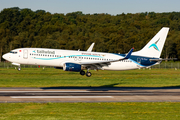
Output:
(17, 67), (21, 71)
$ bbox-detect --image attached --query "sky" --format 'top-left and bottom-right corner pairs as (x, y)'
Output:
(0, 0), (180, 15)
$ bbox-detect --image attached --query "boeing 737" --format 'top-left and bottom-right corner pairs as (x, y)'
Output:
(2, 27), (169, 77)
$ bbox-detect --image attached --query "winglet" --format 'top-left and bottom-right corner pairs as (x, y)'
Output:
(87, 43), (95, 52)
(123, 47), (134, 60)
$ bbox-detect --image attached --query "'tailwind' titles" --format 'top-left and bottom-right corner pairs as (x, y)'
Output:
(37, 50), (55, 54)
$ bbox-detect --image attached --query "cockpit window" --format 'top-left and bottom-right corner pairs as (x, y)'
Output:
(10, 51), (17, 54)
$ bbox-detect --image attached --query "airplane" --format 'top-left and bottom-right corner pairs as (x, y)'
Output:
(2, 27), (169, 77)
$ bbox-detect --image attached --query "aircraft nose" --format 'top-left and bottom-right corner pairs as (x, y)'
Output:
(2, 53), (8, 60)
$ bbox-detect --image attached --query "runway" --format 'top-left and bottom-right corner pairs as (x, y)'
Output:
(0, 87), (180, 103)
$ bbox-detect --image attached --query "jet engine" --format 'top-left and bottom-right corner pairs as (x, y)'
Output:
(63, 63), (81, 72)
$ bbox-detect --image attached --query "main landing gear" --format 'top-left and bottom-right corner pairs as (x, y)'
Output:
(80, 70), (92, 77)
(80, 70), (85, 75)
(86, 72), (92, 77)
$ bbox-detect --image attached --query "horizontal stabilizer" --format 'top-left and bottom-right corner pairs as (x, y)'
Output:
(150, 58), (177, 62)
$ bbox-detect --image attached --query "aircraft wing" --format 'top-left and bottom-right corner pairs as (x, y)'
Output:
(79, 48), (134, 70)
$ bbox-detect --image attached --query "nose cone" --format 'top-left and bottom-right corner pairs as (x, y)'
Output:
(2, 53), (8, 60)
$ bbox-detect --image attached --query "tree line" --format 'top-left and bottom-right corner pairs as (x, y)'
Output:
(0, 7), (180, 62)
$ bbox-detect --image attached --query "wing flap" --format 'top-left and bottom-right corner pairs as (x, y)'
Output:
(80, 48), (134, 69)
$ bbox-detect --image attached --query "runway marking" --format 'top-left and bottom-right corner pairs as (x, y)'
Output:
(11, 96), (113, 99)
(0, 91), (90, 93)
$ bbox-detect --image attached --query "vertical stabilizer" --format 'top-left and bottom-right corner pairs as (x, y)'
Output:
(132, 27), (169, 58)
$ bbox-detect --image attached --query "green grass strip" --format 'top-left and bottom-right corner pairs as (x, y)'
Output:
(0, 68), (180, 87)
(0, 102), (180, 120)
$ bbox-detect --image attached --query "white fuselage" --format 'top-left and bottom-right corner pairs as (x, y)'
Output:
(3, 48), (143, 71)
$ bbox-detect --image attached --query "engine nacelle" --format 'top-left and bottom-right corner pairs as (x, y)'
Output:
(63, 63), (81, 72)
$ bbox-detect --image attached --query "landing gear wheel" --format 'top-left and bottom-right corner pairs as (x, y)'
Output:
(17, 67), (21, 71)
(86, 72), (92, 77)
(80, 70), (85, 75)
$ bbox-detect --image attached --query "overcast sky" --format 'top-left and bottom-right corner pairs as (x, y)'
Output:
(0, 0), (180, 15)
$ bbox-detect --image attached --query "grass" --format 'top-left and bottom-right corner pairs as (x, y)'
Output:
(0, 68), (180, 87)
(1, 68), (180, 120)
(0, 102), (180, 120)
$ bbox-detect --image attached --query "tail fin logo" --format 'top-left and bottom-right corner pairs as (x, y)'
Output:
(149, 38), (160, 51)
